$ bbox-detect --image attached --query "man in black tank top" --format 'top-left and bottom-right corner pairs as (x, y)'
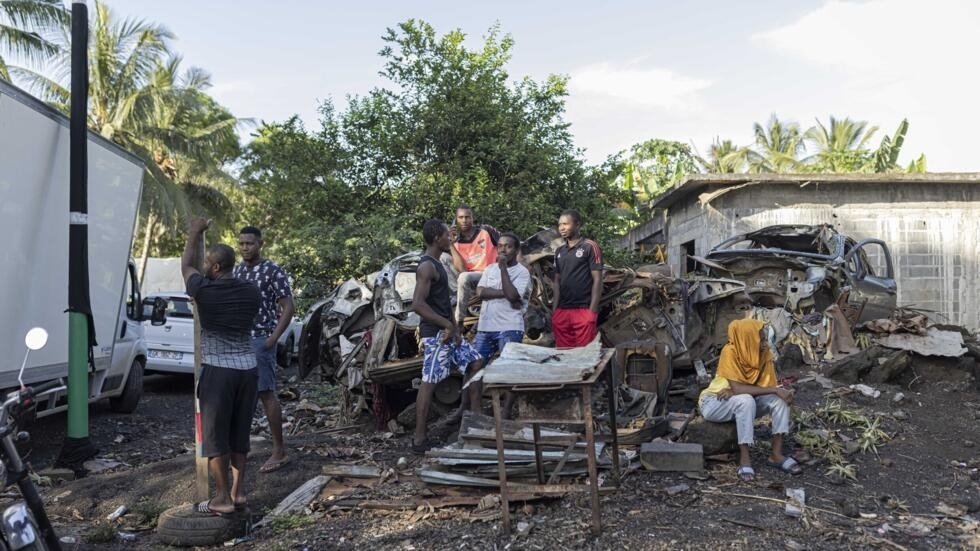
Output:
(411, 219), (484, 453)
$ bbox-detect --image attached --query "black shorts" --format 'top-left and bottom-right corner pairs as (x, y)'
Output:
(197, 364), (258, 457)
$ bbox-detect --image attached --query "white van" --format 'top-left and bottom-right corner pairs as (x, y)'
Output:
(0, 79), (151, 416)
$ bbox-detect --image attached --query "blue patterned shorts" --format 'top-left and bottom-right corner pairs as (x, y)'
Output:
(421, 335), (484, 384)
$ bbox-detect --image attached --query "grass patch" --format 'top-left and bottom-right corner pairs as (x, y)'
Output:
(269, 513), (315, 534)
(85, 522), (117, 544)
(133, 496), (168, 527)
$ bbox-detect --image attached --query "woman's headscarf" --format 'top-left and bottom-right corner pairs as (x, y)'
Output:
(716, 319), (777, 388)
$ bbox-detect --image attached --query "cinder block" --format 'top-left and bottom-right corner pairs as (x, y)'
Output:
(640, 440), (703, 472)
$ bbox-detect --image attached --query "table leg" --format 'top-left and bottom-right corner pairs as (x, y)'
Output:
(606, 358), (621, 486)
(582, 386), (601, 535)
(491, 390), (511, 533)
(533, 423), (545, 484)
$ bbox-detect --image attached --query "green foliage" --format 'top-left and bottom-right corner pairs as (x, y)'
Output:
(906, 153), (928, 173)
(618, 139), (699, 216)
(750, 114), (804, 173)
(241, 20), (629, 304)
(825, 462), (858, 481)
(795, 396), (891, 482)
(804, 116), (878, 172)
(872, 118), (907, 172)
(698, 138), (751, 173)
(0, 0), (67, 80)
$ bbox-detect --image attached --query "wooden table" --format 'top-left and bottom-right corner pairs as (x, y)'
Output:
(486, 348), (620, 535)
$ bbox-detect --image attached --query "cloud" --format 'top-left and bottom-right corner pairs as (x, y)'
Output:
(753, 0), (980, 78)
(569, 63), (711, 111)
(750, 0), (980, 170)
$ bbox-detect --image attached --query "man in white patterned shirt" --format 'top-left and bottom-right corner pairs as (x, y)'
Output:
(234, 226), (295, 473)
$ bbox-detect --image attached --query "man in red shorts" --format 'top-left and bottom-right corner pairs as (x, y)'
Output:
(552, 209), (603, 348)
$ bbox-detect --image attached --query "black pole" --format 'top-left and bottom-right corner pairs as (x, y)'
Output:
(58, 0), (98, 473)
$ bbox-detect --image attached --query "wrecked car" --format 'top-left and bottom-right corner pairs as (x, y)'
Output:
(701, 224), (896, 321)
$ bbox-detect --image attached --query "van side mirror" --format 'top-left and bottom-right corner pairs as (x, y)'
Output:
(142, 297), (168, 326)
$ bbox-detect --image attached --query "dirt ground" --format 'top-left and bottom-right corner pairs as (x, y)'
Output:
(16, 354), (980, 551)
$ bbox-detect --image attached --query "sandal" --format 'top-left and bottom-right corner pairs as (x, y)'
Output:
(737, 465), (756, 482)
(194, 500), (233, 518)
(767, 456), (803, 475)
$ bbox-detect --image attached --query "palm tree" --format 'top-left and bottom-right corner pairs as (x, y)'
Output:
(750, 114), (804, 173)
(0, 0), (67, 80)
(13, 1), (243, 262)
(131, 57), (242, 276)
(699, 138), (752, 173)
(804, 116), (878, 172)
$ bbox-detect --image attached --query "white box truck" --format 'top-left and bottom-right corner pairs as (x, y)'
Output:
(0, 78), (149, 416)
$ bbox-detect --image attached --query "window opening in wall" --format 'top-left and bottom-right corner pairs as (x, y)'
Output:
(682, 240), (696, 274)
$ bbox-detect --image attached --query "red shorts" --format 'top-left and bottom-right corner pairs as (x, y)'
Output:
(552, 308), (598, 348)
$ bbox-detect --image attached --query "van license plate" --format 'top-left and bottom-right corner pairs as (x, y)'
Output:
(150, 350), (183, 360)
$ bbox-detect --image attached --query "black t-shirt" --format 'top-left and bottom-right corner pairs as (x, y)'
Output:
(417, 255), (451, 338)
(186, 273), (260, 334)
(555, 238), (603, 309)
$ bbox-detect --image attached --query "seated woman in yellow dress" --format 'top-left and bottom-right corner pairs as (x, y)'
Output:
(698, 318), (802, 481)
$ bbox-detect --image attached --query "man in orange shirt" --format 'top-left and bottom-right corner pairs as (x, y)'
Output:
(449, 205), (500, 325)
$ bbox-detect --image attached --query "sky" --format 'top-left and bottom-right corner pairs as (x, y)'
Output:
(111, 0), (980, 170)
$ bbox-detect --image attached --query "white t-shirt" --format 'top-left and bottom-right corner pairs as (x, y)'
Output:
(477, 263), (531, 332)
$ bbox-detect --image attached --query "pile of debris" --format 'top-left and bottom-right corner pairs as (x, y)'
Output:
(419, 412), (606, 487)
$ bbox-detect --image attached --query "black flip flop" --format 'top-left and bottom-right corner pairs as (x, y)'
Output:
(194, 500), (233, 518)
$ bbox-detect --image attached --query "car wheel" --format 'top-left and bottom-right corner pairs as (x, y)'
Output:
(109, 358), (143, 413)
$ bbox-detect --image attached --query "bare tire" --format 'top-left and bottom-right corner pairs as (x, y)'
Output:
(109, 358), (143, 413)
(156, 504), (247, 547)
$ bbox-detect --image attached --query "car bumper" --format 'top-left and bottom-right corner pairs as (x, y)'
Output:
(145, 348), (195, 374)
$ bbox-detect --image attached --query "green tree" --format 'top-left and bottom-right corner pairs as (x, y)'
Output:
(698, 138), (751, 174)
(619, 139), (699, 215)
(749, 114), (803, 173)
(340, 19), (625, 242)
(239, 110), (399, 304)
(240, 20), (628, 302)
(0, 0), (66, 80)
(871, 118), (926, 173)
(804, 116), (878, 172)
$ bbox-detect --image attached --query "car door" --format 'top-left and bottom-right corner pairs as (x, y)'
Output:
(844, 239), (897, 322)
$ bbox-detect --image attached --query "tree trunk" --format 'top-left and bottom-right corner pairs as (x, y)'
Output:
(138, 210), (158, 285)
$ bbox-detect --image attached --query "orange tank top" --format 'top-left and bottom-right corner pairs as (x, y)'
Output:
(454, 227), (497, 271)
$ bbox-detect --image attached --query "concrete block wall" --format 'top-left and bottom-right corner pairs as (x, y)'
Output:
(662, 182), (980, 329)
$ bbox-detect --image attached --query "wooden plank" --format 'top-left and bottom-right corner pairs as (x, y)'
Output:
(332, 492), (554, 511)
(254, 475), (332, 531)
(321, 464), (382, 478)
(426, 448), (585, 462)
(419, 468), (613, 495)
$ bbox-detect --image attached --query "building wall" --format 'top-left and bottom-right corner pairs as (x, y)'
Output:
(663, 182), (980, 329)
